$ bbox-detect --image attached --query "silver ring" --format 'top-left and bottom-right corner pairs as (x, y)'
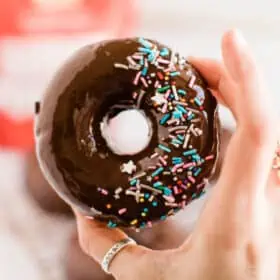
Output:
(101, 238), (136, 274)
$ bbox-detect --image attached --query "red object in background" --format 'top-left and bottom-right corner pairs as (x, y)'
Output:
(0, 0), (137, 151)
(0, 112), (33, 150)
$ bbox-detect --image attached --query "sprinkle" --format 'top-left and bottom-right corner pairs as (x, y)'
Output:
(157, 72), (164, 80)
(157, 85), (170, 93)
(100, 189), (108, 195)
(163, 195), (175, 203)
(163, 187), (172, 196)
(168, 126), (188, 133)
(130, 219), (138, 225)
(176, 105), (187, 114)
(188, 176), (196, 184)
(130, 172), (147, 180)
(172, 157), (183, 163)
(177, 135), (184, 141)
(136, 90), (146, 107)
(158, 156), (168, 166)
(141, 184), (162, 194)
(160, 215), (167, 220)
(205, 155), (214, 160)
(158, 144), (171, 153)
(106, 204), (112, 209)
(118, 208), (127, 215)
(183, 149), (197, 156)
(183, 162), (195, 169)
(149, 195), (155, 202)
(150, 152), (159, 159)
(167, 119), (179, 126)
(115, 187), (123, 194)
(133, 71), (141, 85)
(165, 202), (179, 207)
(194, 97), (202, 106)
(107, 221), (117, 228)
(154, 80), (160, 88)
(153, 181), (163, 188)
(141, 212), (146, 217)
(138, 47), (152, 54)
(127, 56), (136, 66)
(171, 139), (183, 145)
(171, 85), (179, 100)
(172, 163), (184, 172)
(157, 58), (170, 64)
(138, 38), (153, 48)
(170, 71), (180, 77)
(152, 201), (158, 207)
(142, 67), (148, 76)
(194, 168), (202, 177)
(160, 48), (169, 56)
(178, 89), (186, 96)
(160, 113), (171, 125)
(114, 63), (129, 70)
(173, 110), (182, 119)
(129, 179), (138, 186)
(147, 221), (153, 228)
(189, 75), (196, 88)
(143, 208), (149, 213)
(152, 167), (164, 177)
(141, 77), (148, 88)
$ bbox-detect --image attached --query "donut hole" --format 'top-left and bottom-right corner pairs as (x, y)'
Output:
(100, 109), (153, 156)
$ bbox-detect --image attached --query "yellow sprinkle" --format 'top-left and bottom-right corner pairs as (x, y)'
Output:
(187, 183), (191, 187)
(130, 219), (138, 225)
(106, 204), (112, 209)
(141, 212), (146, 217)
(140, 198), (145, 203)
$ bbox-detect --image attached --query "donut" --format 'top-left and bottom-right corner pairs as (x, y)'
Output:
(35, 38), (220, 229)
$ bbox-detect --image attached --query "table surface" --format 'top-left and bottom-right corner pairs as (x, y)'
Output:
(0, 2), (279, 279)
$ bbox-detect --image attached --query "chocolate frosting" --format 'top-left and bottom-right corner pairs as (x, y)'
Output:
(35, 38), (220, 229)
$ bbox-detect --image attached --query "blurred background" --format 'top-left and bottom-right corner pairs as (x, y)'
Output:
(0, 0), (279, 279)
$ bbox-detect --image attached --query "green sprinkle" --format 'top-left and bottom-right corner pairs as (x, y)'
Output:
(152, 167), (164, 177)
(107, 221), (117, 228)
(130, 179), (138, 186)
(138, 38), (153, 48)
(157, 85), (170, 93)
(177, 135), (184, 141)
(194, 168), (202, 177)
(158, 144), (171, 153)
(183, 149), (197, 156)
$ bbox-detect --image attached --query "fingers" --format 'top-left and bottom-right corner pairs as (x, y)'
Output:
(74, 210), (147, 277)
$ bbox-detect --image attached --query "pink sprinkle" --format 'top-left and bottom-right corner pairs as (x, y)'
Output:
(205, 155), (214, 160)
(159, 156), (167, 166)
(118, 208), (127, 215)
(164, 89), (171, 99)
(157, 58), (170, 64)
(189, 75), (196, 88)
(101, 189), (108, 195)
(133, 71), (141, 85)
(161, 102), (168, 113)
(147, 221), (153, 228)
(172, 163), (184, 172)
(141, 77), (148, 88)
(180, 184), (187, 190)
(163, 195), (175, 203)
(183, 162), (195, 169)
(173, 186), (179, 195)
(188, 176), (196, 184)
(175, 130), (186, 134)
(154, 80), (160, 88)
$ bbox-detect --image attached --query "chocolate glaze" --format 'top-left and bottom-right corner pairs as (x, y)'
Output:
(35, 38), (220, 229)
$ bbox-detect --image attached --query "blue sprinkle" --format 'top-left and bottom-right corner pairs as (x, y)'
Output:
(107, 221), (117, 228)
(176, 105), (187, 114)
(140, 58), (144, 65)
(160, 215), (167, 220)
(178, 89), (186, 96)
(172, 139), (183, 145)
(148, 52), (155, 62)
(143, 208), (149, 213)
(138, 47), (152, 54)
(160, 48), (169, 56)
(194, 168), (202, 177)
(177, 135), (184, 141)
(138, 38), (153, 48)
(130, 179), (138, 186)
(152, 201), (158, 207)
(144, 193), (150, 199)
(170, 71), (180, 77)
(142, 67), (148, 76)
(160, 113), (171, 125)
(173, 110), (182, 119)
(153, 181), (163, 188)
(192, 193), (197, 199)
(152, 167), (164, 177)
(140, 222), (146, 229)
(183, 149), (197, 156)
(194, 97), (202, 106)
(158, 144), (171, 153)
(172, 157), (183, 162)
(163, 188), (172, 196)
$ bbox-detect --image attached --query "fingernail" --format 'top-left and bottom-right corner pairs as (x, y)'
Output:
(232, 29), (247, 48)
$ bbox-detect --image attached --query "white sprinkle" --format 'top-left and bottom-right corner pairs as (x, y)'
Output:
(130, 171), (147, 180)
(165, 202), (179, 207)
(141, 77), (148, 88)
(163, 195), (175, 203)
(189, 75), (196, 88)
(114, 63), (128, 70)
(150, 152), (159, 159)
(171, 85), (179, 100)
(127, 56), (136, 66)
(140, 184), (162, 194)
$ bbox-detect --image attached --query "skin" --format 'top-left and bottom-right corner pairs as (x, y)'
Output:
(73, 29), (280, 280)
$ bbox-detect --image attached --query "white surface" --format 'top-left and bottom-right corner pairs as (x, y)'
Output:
(0, 1), (279, 279)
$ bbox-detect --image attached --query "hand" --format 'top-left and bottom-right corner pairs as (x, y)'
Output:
(74, 30), (279, 280)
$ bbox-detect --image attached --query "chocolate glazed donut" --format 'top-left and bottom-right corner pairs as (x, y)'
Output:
(35, 38), (220, 229)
